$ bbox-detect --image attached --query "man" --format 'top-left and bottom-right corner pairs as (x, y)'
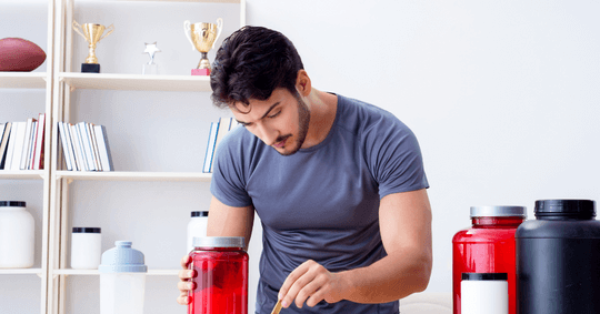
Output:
(178, 26), (432, 313)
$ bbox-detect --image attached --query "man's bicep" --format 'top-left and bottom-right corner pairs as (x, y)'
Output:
(379, 189), (432, 259)
(207, 196), (254, 248)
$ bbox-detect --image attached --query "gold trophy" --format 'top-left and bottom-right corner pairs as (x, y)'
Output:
(72, 20), (114, 73)
(183, 18), (223, 76)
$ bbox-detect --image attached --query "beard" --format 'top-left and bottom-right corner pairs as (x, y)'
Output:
(275, 95), (310, 156)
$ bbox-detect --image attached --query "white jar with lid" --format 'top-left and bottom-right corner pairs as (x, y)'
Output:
(0, 201), (35, 268)
(71, 227), (101, 269)
(187, 211), (208, 253)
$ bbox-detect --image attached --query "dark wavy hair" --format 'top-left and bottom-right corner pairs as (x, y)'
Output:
(210, 26), (304, 109)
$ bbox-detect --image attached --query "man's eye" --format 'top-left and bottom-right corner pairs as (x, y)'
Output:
(269, 111), (281, 118)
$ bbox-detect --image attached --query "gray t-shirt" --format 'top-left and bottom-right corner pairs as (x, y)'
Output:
(211, 94), (429, 314)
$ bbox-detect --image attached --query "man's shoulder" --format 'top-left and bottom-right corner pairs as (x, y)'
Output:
(338, 95), (411, 138)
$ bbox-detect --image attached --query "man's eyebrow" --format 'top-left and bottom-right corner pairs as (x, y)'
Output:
(236, 102), (281, 125)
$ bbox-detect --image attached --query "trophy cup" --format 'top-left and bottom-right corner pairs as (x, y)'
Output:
(72, 20), (114, 73)
(183, 18), (223, 76)
(142, 42), (160, 75)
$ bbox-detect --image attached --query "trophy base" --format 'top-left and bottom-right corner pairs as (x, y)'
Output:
(82, 63), (100, 73)
(191, 68), (210, 76)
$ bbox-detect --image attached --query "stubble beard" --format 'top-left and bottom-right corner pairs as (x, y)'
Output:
(276, 95), (310, 156)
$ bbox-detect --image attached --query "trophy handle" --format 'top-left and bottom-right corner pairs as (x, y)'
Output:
(183, 20), (195, 50)
(72, 20), (86, 40)
(100, 24), (115, 42)
(212, 18), (224, 50)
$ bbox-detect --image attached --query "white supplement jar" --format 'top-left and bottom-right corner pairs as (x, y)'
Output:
(71, 227), (102, 269)
(0, 201), (35, 268)
(187, 211), (208, 253)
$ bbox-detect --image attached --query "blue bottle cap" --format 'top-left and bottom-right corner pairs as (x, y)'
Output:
(98, 241), (148, 273)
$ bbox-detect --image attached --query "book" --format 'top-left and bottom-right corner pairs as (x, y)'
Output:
(20, 118), (36, 170)
(202, 122), (219, 173)
(9, 122), (27, 171)
(25, 121), (37, 170)
(211, 117), (233, 172)
(4, 122), (18, 170)
(70, 123), (88, 171)
(88, 123), (102, 171)
(32, 113), (46, 170)
(58, 122), (73, 171)
(77, 122), (97, 171)
(64, 122), (78, 171)
(93, 124), (114, 171)
(0, 122), (10, 169)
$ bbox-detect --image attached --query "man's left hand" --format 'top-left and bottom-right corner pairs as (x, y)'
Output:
(278, 259), (349, 309)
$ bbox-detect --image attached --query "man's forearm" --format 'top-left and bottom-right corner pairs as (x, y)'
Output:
(337, 249), (432, 304)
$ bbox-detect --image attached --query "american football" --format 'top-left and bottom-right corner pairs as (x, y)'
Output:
(0, 37), (47, 72)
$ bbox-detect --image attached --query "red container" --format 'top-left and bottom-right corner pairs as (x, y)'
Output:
(188, 237), (249, 314)
(452, 206), (526, 314)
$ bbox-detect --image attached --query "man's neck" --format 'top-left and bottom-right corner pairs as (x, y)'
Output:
(301, 89), (338, 149)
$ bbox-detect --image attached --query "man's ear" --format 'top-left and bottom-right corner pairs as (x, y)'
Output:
(295, 69), (311, 97)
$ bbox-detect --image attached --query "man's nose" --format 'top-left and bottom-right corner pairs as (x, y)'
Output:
(256, 123), (278, 146)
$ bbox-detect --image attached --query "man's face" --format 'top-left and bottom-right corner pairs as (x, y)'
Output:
(231, 88), (310, 156)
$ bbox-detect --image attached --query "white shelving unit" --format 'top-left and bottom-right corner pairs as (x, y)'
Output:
(0, 1), (55, 314)
(46, 0), (246, 314)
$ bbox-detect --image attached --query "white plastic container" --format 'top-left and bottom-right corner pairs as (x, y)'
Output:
(99, 241), (147, 314)
(461, 273), (508, 314)
(71, 227), (101, 269)
(0, 201), (35, 268)
(187, 211), (208, 253)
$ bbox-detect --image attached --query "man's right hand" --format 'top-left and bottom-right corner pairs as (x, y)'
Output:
(177, 255), (196, 305)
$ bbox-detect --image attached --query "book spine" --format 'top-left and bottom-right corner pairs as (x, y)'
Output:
(0, 123), (8, 169)
(88, 123), (102, 171)
(64, 122), (78, 171)
(94, 125), (113, 171)
(11, 122), (27, 170)
(78, 122), (96, 171)
(33, 113), (46, 170)
(26, 121), (37, 170)
(70, 123), (88, 171)
(202, 122), (219, 173)
(58, 122), (73, 171)
(3, 122), (17, 170)
(20, 118), (34, 170)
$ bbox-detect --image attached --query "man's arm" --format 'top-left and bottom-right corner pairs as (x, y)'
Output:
(177, 196), (254, 305)
(279, 188), (432, 308)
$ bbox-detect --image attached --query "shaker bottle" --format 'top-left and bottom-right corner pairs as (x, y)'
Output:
(516, 199), (600, 314)
(0, 201), (35, 268)
(189, 236), (248, 314)
(452, 206), (525, 314)
(71, 227), (101, 269)
(187, 211), (208, 253)
(99, 241), (147, 314)
(461, 273), (508, 314)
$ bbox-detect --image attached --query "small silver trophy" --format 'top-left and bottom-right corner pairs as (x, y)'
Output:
(142, 42), (160, 75)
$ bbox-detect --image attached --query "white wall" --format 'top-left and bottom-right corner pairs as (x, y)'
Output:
(2, 1), (600, 313)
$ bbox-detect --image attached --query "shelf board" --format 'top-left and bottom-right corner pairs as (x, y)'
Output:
(0, 268), (42, 275)
(56, 171), (212, 182)
(59, 72), (211, 92)
(0, 72), (47, 89)
(115, 0), (240, 2)
(0, 170), (45, 180)
(54, 269), (179, 275)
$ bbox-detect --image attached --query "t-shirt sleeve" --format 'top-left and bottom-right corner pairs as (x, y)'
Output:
(209, 134), (253, 207)
(364, 114), (429, 199)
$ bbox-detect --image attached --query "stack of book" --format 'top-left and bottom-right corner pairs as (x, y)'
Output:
(0, 114), (47, 171)
(203, 117), (240, 173)
(57, 122), (114, 172)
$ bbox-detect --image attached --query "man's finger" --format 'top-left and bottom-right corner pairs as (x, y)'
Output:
(279, 260), (313, 305)
(180, 255), (191, 269)
(178, 269), (195, 281)
(178, 281), (195, 292)
(177, 293), (191, 305)
(294, 275), (326, 308)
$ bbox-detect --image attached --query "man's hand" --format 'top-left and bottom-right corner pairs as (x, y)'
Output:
(176, 255), (196, 305)
(278, 259), (349, 309)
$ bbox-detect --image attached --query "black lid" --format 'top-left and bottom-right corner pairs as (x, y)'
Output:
(191, 211), (209, 217)
(462, 273), (508, 281)
(72, 227), (101, 233)
(0, 201), (26, 207)
(535, 200), (595, 217)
